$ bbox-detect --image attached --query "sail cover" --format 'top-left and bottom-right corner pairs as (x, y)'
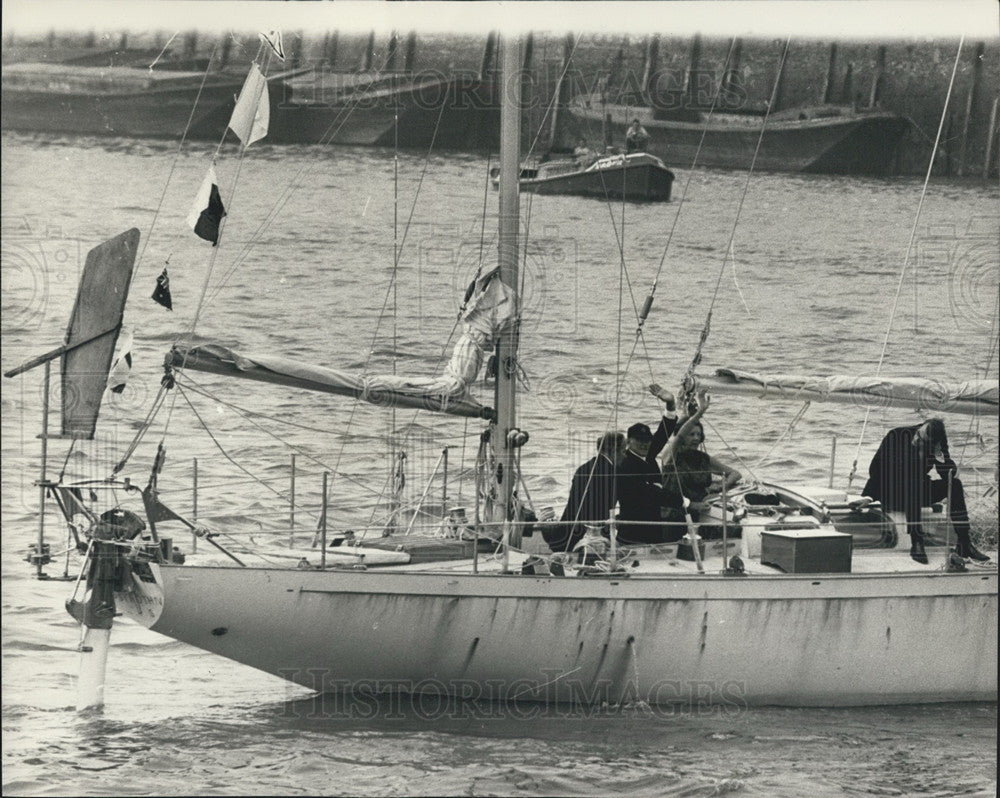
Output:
(167, 270), (515, 420)
(167, 344), (492, 418)
(700, 368), (999, 416)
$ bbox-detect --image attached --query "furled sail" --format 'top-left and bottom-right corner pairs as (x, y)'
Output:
(699, 368), (998, 416)
(167, 268), (516, 420)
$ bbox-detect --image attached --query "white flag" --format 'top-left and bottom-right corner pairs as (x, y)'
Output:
(260, 30), (285, 61)
(228, 64), (269, 146)
(107, 329), (133, 394)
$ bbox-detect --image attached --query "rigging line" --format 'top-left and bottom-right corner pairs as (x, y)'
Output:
(522, 32), (586, 162)
(390, 77), (401, 518)
(349, 97), (465, 503)
(111, 380), (169, 475)
(147, 31), (181, 70)
(56, 436), (78, 482)
(847, 37), (966, 489)
(176, 377), (388, 500)
(648, 37), (740, 290)
(701, 417), (759, 485)
(680, 38), (790, 401)
(205, 47), (402, 307)
(177, 375), (366, 437)
(132, 39), (222, 284)
(754, 400), (811, 470)
(174, 384), (306, 509)
(476, 153), (492, 272)
(604, 38), (742, 390)
(160, 46), (275, 440)
(710, 38), (789, 313)
(960, 290), (1000, 462)
(614, 153), (627, 435)
(728, 239), (753, 316)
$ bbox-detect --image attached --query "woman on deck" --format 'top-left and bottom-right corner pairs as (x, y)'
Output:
(660, 392), (742, 523)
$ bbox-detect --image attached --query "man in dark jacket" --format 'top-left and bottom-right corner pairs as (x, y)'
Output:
(544, 432), (625, 553)
(863, 418), (989, 564)
(616, 396), (685, 544)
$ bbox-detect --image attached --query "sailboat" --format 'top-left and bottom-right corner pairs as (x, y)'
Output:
(10, 35), (997, 711)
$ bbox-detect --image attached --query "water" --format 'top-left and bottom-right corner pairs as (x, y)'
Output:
(2, 131), (997, 796)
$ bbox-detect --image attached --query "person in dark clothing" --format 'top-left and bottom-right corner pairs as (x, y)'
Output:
(863, 419), (989, 564)
(544, 432), (625, 553)
(616, 391), (685, 544)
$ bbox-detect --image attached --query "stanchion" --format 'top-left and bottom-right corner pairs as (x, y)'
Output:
(191, 457), (198, 552)
(320, 471), (328, 569)
(289, 453), (296, 548)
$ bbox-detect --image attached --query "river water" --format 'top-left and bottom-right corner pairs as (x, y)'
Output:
(2, 131), (997, 796)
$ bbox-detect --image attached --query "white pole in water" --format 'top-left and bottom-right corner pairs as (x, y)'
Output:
(77, 626), (111, 711)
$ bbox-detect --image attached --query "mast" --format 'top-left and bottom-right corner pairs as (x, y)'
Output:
(494, 34), (522, 552)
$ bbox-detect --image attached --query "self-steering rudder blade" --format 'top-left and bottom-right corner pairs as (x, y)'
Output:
(4, 228), (139, 711)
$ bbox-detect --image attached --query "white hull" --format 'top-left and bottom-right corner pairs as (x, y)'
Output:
(119, 560), (997, 707)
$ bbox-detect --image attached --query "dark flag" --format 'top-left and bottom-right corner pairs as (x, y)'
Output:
(153, 268), (172, 310)
(186, 165), (226, 245)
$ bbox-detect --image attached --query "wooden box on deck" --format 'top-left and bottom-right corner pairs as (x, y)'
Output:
(760, 528), (853, 573)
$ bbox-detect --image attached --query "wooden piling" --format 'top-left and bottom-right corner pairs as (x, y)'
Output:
(479, 31), (497, 79)
(642, 34), (660, 103)
(403, 31), (416, 74)
(868, 45), (887, 108)
(360, 30), (374, 71)
(607, 39), (626, 102)
(183, 31), (198, 62)
(772, 40), (789, 112)
(548, 33), (574, 151)
(822, 43), (838, 104)
(983, 96), (999, 178)
(685, 33), (702, 108)
(957, 42), (984, 177)
(840, 62), (854, 106)
(386, 30), (399, 72)
(721, 37), (743, 110)
(324, 31), (339, 68)
(522, 31), (534, 73)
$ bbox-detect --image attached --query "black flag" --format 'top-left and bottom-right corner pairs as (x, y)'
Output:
(153, 268), (172, 310)
(187, 166), (227, 246)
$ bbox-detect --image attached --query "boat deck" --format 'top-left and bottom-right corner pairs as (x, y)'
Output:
(181, 534), (996, 578)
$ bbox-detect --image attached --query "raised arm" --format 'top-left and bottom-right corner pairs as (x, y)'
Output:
(647, 383), (678, 462)
(660, 390), (709, 465)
